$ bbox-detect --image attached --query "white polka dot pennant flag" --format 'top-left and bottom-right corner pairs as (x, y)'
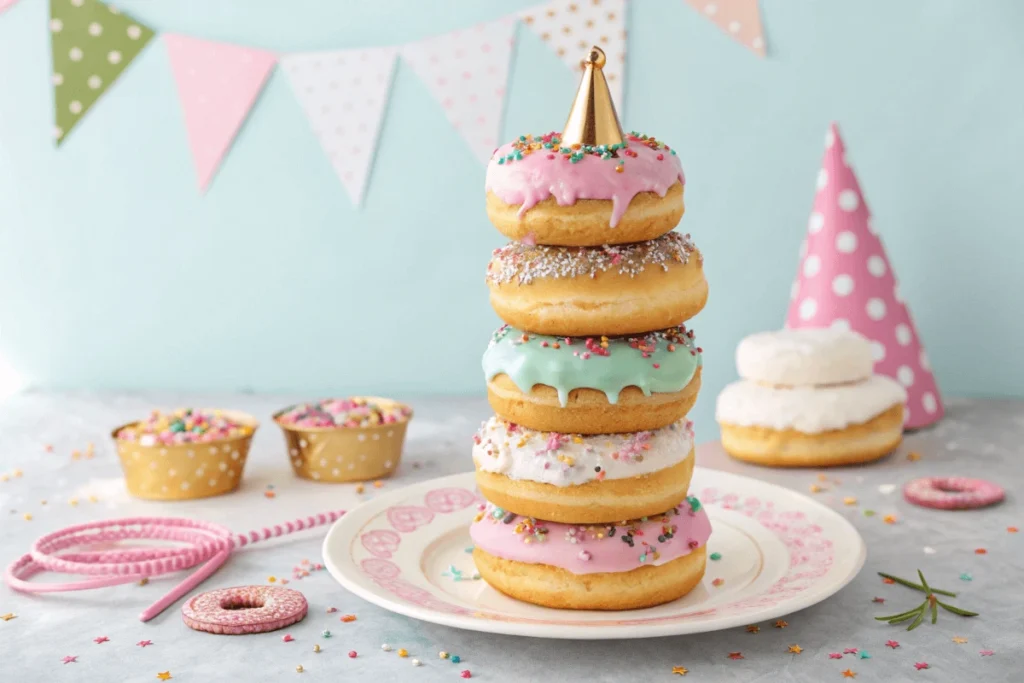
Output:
(786, 122), (943, 429)
(281, 47), (397, 206)
(518, 0), (628, 111)
(400, 17), (516, 164)
(684, 0), (766, 57)
(164, 34), (277, 192)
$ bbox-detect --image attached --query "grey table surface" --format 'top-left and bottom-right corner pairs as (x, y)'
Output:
(0, 392), (1020, 682)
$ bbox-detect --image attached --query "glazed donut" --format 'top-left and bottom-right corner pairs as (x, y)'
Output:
(716, 378), (907, 467)
(737, 328), (874, 387)
(181, 586), (308, 634)
(473, 416), (695, 523)
(486, 232), (707, 337)
(485, 132), (685, 247)
(471, 499), (711, 610)
(483, 324), (703, 434)
(903, 477), (1005, 510)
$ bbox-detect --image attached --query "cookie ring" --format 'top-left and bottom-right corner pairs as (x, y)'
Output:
(182, 585), (308, 634)
(903, 477), (1005, 510)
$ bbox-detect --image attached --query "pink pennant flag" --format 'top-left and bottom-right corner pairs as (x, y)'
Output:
(281, 47), (397, 206)
(685, 0), (766, 57)
(518, 0), (628, 110)
(0, 0), (21, 15)
(400, 17), (516, 164)
(164, 34), (277, 191)
(785, 123), (944, 430)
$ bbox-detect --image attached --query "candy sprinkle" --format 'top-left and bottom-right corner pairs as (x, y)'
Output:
(788, 645), (803, 654)
(116, 409), (252, 446)
(398, 649), (408, 658)
(348, 651), (357, 658)
(381, 644), (392, 652)
(774, 620), (789, 629)
(439, 651), (449, 659)
(340, 614), (357, 623)
(709, 552), (722, 561)
(461, 671), (472, 679)
(672, 666), (689, 675)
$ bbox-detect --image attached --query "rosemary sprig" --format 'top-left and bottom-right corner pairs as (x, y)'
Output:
(875, 570), (979, 631)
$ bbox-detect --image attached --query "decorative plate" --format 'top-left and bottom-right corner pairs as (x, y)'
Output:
(322, 469), (865, 639)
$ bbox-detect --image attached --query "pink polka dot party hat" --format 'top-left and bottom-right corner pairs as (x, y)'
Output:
(785, 122), (943, 430)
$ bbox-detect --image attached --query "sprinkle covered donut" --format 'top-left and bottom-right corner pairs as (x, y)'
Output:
(903, 477), (1005, 510)
(182, 586), (308, 634)
(487, 232), (707, 337)
(485, 131), (686, 247)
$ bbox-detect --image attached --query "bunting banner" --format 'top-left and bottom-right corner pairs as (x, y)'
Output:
(519, 0), (628, 110)
(400, 17), (516, 164)
(282, 47), (397, 206)
(49, 0), (155, 145)
(164, 34), (277, 191)
(684, 0), (766, 57)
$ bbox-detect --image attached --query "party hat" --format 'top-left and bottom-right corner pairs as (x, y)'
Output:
(561, 46), (623, 147)
(785, 123), (943, 429)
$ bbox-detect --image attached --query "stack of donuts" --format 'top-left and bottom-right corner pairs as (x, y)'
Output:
(469, 47), (712, 611)
(716, 327), (907, 467)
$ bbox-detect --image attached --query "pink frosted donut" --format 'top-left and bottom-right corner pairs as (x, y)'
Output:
(182, 586), (307, 634)
(903, 477), (1005, 510)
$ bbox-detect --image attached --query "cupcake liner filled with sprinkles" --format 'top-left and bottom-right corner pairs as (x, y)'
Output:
(273, 397), (413, 483)
(112, 409), (259, 501)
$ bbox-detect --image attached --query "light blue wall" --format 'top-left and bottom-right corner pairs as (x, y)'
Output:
(1, 1), (1022, 438)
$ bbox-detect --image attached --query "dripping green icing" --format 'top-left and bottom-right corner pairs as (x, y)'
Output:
(482, 325), (702, 406)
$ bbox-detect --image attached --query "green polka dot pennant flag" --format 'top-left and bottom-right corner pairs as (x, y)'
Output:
(49, 0), (154, 145)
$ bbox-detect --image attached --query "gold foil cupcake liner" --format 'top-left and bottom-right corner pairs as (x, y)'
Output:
(274, 397), (412, 483)
(112, 410), (259, 501)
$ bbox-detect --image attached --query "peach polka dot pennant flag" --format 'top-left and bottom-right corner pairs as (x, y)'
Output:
(684, 0), (766, 57)
(786, 123), (943, 429)
(400, 17), (516, 164)
(48, 0), (155, 146)
(164, 34), (277, 192)
(518, 0), (628, 110)
(281, 47), (398, 206)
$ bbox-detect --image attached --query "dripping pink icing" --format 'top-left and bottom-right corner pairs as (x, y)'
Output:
(470, 502), (711, 575)
(485, 132), (685, 228)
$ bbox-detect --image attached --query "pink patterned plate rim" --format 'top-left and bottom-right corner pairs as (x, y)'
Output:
(321, 469), (865, 640)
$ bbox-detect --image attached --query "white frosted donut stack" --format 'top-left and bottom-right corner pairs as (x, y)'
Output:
(716, 328), (907, 467)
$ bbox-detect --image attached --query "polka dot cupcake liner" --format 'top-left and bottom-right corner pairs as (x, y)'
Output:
(112, 410), (259, 501)
(273, 397), (413, 483)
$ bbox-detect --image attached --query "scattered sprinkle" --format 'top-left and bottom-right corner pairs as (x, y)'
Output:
(809, 484), (825, 493)
(923, 546), (936, 554)
(325, 607), (337, 613)
(374, 480), (384, 489)
(886, 640), (901, 649)
(268, 576), (277, 583)
(62, 656), (78, 664)
(0, 613), (16, 621)
(746, 625), (760, 634)
(348, 651), (357, 658)
(398, 649), (408, 658)
(907, 451), (921, 461)
(883, 515), (897, 524)
(829, 653), (843, 659)
(23, 513), (31, 521)
(960, 573), (973, 581)
(451, 655), (462, 664)
(727, 652), (744, 660)
(974, 548), (987, 555)
(1008, 526), (1018, 533)
(295, 665), (304, 673)
(859, 651), (871, 659)
(156, 673), (172, 681)
(138, 578), (149, 586)
(709, 552), (722, 561)
(864, 510), (876, 517)
(340, 614), (357, 623)
(979, 650), (994, 656)
(843, 497), (857, 506)
(94, 636), (109, 644)
(381, 644), (392, 652)
(412, 659), (422, 667)
(842, 670), (856, 679)
(712, 578), (724, 587)
(914, 662), (930, 670)
(872, 597), (886, 604)
(844, 648), (858, 655)
(774, 620), (788, 629)
(460, 671), (472, 679)
(952, 637), (967, 644)
(355, 484), (365, 494)
(788, 645), (803, 654)
(882, 577), (896, 585)
(672, 665), (689, 675)
(439, 651), (449, 659)
(282, 634), (294, 642)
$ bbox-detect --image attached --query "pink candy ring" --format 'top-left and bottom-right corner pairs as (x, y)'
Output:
(903, 477), (1005, 510)
(182, 585), (308, 634)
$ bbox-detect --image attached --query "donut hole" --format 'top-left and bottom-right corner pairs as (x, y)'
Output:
(220, 596), (265, 611)
(933, 480), (967, 493)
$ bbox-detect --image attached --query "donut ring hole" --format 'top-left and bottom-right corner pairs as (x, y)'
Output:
(934, 480), (969, 493)
(220, 596), (266, 611)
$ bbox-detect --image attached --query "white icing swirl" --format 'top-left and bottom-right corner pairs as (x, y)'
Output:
(736, 328), (873, 387)
(472, 417), (694, 487)
(716, 376), (907, 434)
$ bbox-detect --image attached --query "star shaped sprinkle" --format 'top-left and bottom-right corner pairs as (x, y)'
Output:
(671, 666), (688, 676)
(907, 452), (921, 461)
(829, 653), (843, 659)
(844, 648), (858, 654)
(960, 573), (973, 581)
(914, 662), (930, 670)
(842, 670), (856, 679)
(882, 577), (896, 585)
(745, 625), (760, 633)
(727, 652), (744, 660)
(952, 637), (967, 644)
(788, 645), (803, 654)
(94, 636), (109, 644)
(843, 497), (857, 506)
(872, 597), (885, 604)
(137, 640), (153, 647)
(157, 672), (172, 681)
(859, 651), (871, 659)
(62, 656), (78, 664)
(980, 650), (994, 657)
(886, 640), (901, 649)
(0, 613), (16, 621)
(883, 515), (897, 525)
(1008, 526), (1019, 533)
(809, 484), (825, 493)
(774, 620), (788, 629)
(341, 614), (357, 623)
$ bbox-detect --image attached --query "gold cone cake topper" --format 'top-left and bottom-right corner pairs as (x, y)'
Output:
(561, 46), (624, 147)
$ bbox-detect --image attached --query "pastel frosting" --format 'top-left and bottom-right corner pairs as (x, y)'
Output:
(483, 324), (703, 406)
(485, 132), (685, 228)
(470, 499), (711, 575)
(716, 376), (907, 434)
(473, 416), (694, 487)
(736, 328), (874, 387)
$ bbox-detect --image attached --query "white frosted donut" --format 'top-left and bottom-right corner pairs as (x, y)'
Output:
(736, 328), (873, 387)
(715, 375), (907, 434)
